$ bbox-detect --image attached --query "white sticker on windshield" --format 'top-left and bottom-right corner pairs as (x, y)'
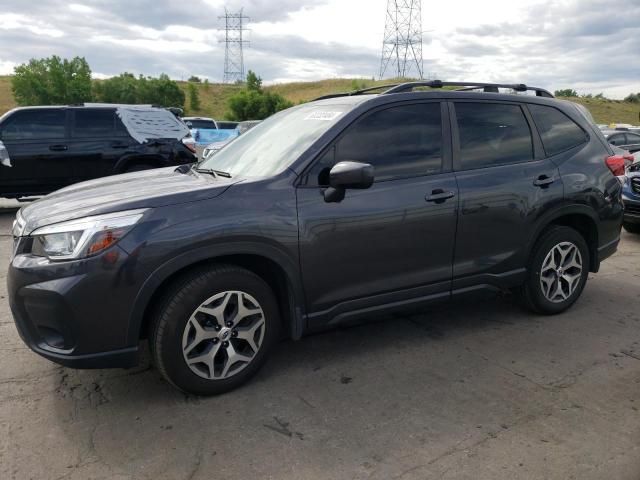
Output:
(305, 111), (342, 121)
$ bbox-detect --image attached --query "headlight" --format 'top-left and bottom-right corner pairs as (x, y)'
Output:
(30, 209), (147, 261)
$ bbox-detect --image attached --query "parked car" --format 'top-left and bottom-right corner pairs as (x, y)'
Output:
(8, 81), (624, 395)
(0, 105), (197, 199)
(622, 161), (640, 234)
(183, 117), (218, 130)
(603, 130), (640, 153)
(217, 121), (239, 130)
(237, 120), (262, 135)
(201, 120), (262, 160)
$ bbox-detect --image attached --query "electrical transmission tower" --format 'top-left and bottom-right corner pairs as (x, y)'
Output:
(219, 8), (249, 83)
(379, 0), (424, 80)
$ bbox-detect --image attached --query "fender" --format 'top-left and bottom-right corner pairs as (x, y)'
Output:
(526, 201), (601, 265)
(125, 240), (306, 345)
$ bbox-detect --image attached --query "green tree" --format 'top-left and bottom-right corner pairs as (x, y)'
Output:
(554, 89), (578, 97)
(203, 78), (210, 91)
(12, 55), (93, 105)
(188, 75), (202, 83)
(246, 70), (263, 92)
(188, 82), (201, 111)
(226, 71), (292, 121)
(94, 73), (184, 108)
(624, 93), (640, 103)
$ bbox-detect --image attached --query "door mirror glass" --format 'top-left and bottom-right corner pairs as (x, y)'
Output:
(324, 161), (374, 203)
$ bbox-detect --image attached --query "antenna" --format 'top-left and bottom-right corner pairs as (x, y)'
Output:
(379, 0), (424, 80)
(219, 8), (249, 83)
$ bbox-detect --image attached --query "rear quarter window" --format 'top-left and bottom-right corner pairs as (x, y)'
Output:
(528, 104), (588, 156)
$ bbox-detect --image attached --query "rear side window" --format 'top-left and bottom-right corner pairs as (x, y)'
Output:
(333, 103), (443, 182)
(72, 110), (115, 138)
(455, 103), (533, 170)
(1, 110), (66, 141)
(528, 104), (588, 156)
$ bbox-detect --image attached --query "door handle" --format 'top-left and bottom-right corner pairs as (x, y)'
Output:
(49, 144), (68, 151)
(425, 189), (455, 203)
(533, 175), (554, 187)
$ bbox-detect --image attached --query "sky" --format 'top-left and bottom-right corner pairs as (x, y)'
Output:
(0, 0), (639, 98)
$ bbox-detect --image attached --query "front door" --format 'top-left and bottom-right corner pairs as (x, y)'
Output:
(296, 101), (458, 323)
(0, 108), (70, 196)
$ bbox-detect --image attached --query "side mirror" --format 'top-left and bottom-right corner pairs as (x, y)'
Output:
(324, 161), (374, 203)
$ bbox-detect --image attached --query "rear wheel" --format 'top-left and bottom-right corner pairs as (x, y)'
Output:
(519, 226), (589, 315)
(623, 222), (640, 234)
(150, 265), (280, 395)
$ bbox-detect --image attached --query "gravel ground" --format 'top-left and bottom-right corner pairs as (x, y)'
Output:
(1, 199), (640, 480)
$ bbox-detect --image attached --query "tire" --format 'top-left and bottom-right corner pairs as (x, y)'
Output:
(518, 226), (590, 315)
(124, 163), (156, 173)
(150, 265), (280, 395)
(623, 222), (640, 234)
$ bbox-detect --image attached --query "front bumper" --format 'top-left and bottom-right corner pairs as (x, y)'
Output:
(7, 245), (141, 369)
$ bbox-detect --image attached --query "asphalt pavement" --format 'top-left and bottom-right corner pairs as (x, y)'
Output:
(1, 198), (640, 479)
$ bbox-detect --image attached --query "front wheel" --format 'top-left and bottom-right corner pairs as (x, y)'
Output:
(518, 226), (590, 315)
(623, 222), (640, 234)
(150, 265), (280, 395)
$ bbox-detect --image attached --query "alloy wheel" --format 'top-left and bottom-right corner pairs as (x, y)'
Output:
(181, 290), (266, 380)
(539, 241), (583, 303)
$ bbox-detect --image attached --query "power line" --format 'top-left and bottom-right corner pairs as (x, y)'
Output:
(379, 0), (424, 80)
(219, 8), (249, 83)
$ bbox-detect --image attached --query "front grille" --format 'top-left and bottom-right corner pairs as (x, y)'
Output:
(632, 177), (640, 195)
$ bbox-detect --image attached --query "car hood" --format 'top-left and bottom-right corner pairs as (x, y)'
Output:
(19, 166), (240, 233)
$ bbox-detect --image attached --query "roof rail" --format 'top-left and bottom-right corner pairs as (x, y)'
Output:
(383, 80), (554, 98)
(313, 83), (401, 101)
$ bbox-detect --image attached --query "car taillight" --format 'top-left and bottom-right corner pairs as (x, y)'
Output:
(605, 154), (633, 177)
(184, 143), (196, 154)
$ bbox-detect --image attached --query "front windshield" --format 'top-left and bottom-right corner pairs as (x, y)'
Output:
(198, 103), (351, 178)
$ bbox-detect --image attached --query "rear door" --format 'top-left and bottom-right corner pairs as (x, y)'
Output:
(69, 108), (135, 181)
(450, 101), (564, 290)
(0, 108), (70, 195)
(297, 101), (458, 320)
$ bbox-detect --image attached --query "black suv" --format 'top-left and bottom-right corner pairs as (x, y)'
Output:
(0, 105), (197, 199)
(7, 81), (624, 395)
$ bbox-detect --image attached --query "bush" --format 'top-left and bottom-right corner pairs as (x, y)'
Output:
(226, 71), (293, 121)
(188, 76), (202, 83)
(624, 93), (640, 103)
(12, 56), (93, 105)
(188, 83), (201, 111)
(95, 73), (185, 108)
(554, 89), (578, 97)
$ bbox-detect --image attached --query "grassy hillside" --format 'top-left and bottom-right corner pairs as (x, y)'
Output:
(1, 75), (639, 124)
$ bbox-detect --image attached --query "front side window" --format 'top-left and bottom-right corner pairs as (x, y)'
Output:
(626, 133), (640, 144)
(455, 102), (533, 170)
(72, 110), (115, 138)
(1, 110), (66, 141)
(608, 134), (627, 146)
(528, 104), (588, 156)
(331, 103), (443, 182)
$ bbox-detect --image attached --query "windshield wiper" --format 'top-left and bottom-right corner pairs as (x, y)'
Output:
(194, 167), (233, 178)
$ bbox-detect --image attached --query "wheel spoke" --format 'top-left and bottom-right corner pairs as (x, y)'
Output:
(236, 317), (265, 353)
(186, 342), (221, 379)
(182, 317), (217, 356)
(220, 341), (253, 378)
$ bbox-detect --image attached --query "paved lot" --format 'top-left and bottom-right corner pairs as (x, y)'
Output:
(1, 198), (640, 479)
